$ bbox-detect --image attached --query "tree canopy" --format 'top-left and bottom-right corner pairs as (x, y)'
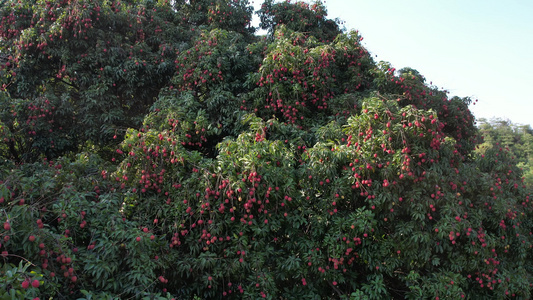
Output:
(0, 0), (531, 299)
(476, 118), (533, 189)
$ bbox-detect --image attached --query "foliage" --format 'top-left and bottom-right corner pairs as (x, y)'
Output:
(246, 26), (374, 129)
(257, 0), (342, 42)
(0, 91), (78, 162)
(173, 0), (255, 37)
(0, 0), (532, 299)
(476, 118), (533, 189)
(0, 261), (48, 299)
(0, 0), (191, 151)
(372, 62), (478, 156)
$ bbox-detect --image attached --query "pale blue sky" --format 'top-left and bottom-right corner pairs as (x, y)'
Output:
(252, 1), (533, 126)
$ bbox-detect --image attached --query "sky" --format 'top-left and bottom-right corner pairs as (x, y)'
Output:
(251, 0), (533, 126)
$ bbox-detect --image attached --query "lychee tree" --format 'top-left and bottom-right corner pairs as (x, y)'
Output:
(257, 0), (342, 43)
(0, 0), (195, 158)
(0, 0), (531, 299)
(172, 0), (255, 37)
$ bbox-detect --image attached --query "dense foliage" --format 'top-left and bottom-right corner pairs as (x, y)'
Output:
(476, 118), (533, 189)
(1, 0), (532, 299)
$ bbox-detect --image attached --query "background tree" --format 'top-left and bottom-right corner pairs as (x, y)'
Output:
(476, 118), (533, 189)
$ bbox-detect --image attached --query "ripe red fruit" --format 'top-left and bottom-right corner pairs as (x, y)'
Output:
(21, 279), (30, 289)
(3, 222), (10, 230)
(71, 276), (77, 282)
(136, 236), (141, 242)
(28, 235), (36, 242)
(32, 279), (40, 288)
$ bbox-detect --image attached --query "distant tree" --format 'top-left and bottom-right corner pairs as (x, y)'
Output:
(476, 118), (533, 189)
